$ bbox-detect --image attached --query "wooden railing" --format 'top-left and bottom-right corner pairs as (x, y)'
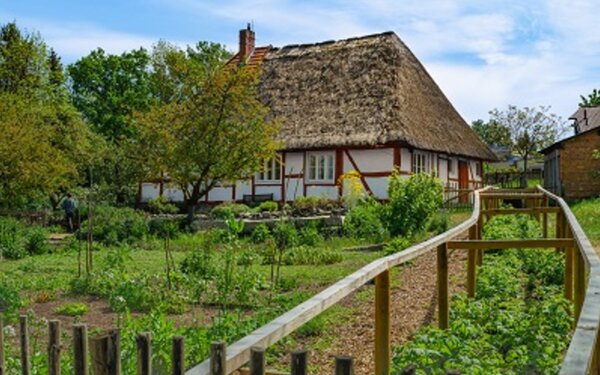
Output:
(1, 186), (599, 374)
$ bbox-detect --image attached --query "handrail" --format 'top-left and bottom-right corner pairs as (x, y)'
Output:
(186, 188), (490, 374)
(538, 186), (600, 374)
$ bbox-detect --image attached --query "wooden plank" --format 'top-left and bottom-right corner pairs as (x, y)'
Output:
(565, 246), (574, 302)
(482, 207), (560, 216)
(437, 243), (449, 330)
(479, 193), (544, 199)
(136, 333), (152, 375)
(335, 356), (353, 375)
(20, 315), (30, 375)
(574, 249), (586, 321)
(249, 347), (265, 375)
(447, 239), (575, 250)
(290, 350), (307, 375)
(375, 270), (390, 375)
(48, 320), (61, 375)
(210, 343), (226, 375)
(172, 337), (185, 375)
(73, 325), (88, 375)
(184, 187), (492, 375)
(467, 225), (477, 298)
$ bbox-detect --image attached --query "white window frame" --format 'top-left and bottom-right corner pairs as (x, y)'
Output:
(306, 151), (335, 183)
(412, 151), (431, 174)
(448, 158), (456, 174)
(256, 156), (282, 183)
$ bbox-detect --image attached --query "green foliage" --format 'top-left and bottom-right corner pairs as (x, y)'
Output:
(258, 201), (278, 212)
(0, 218), (51, 259)
(55, 302), (90, 317)
(298, 222), (324, 247)
(272, 220), (299, 250)
(282, 245), (342, 265)
(580, 88), (600, 108)
(385, 172), (444, 237)
(392, 210), (572, 374)
(471, 119), (511, 148)
(0, 275), (21, 321)
(428, 211), (450, 234)
(147, 196), (179, 214)
(290, 196), (340, 215)
(250, 223), (271, 244)
(148, 217), (181, 238)
(384, 237), (411, 255)
(24, 226), (51, 255)
(344, 198), (388, 243)
(78, 205), (148, 245)
(211, 202), (251, 219)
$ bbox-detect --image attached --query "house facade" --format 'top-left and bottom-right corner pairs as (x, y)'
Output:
(140, 28), (496, 203)
(542, 107), (600, 200)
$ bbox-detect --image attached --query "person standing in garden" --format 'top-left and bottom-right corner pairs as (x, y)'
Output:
(62, 193), (76, 232)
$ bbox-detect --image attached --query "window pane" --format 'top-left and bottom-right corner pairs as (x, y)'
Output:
(309, 155), (316, 180)
(275, 158), (281, 180)
(318, 156), (325, 180)
(327, 155), (334, 180)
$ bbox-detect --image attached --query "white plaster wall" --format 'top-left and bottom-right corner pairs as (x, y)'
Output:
(255, 185), (282, 201)
(140, 183), (161, 202)
(400, 148), (412, 172)
(207, 186), (233, 202)
(234, 180), (252, 201)
(345, 149), (393, 173)
(365, 177), (389, 199)
(285, 152), (304, 174)
(306, 185), (337, 199)
(163, 186), (184, 202)
(470, 160), (482, 182)
(438, 158), (448, 184)
(285, 178), (303, 201)
(448, 157), (458, 180)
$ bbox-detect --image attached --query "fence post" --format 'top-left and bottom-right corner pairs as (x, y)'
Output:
(136, 333), (152, 375)
(335, 356), (353, 375)
(172, 337), (185, 375)
(73, 324), (88, 375)
(542, 196), (548, 237)
(375, 270), (390, 375)
(249, 347), (265, 375)
(467, 224), (477, 298)
(290, 349), (307, 375)
(90, 330), (121, 375)
(476, 214), (484, 266)
(20, 315), (30, 375)
(0, 315), (4, 375)
(210, 342), (226, 375)
(437, 243), (449, 329)
(48, 320), (61, 375)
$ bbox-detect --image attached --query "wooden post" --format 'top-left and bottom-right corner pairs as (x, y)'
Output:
(48, 320), (61, 375)
(556, 211), (563, 241)
(249, 347), (265, 375)
(290, 350), (307, 375)
(20, 315), (30, 375)
(542, 196), (548, 238)
(172, 337), (185, 375)
(476, 215), (484, 266)
(467, 225), (477, 298)
(437, 243), (449, 330)
(335, 356), (353, 375)
(574, 248), (586, 321)
(375, 270), (390, 375)
(136, 333), (152, 375)
(0, 315), (4, 375)
(210, 342), (226, 375)
(73, 324), (88, 375)
(90, 330), (121, 375)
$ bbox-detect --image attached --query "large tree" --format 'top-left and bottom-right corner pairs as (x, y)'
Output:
(489, 105), (565, 186)
(134, 42), (280, 219)
(471, 119), (511, 149)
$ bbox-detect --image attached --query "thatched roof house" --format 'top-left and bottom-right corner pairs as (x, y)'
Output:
(256, 32), (496, 161)
(141, 27), (494, 204)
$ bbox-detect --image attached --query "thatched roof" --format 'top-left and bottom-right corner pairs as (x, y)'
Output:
(256, 31), (496, 160)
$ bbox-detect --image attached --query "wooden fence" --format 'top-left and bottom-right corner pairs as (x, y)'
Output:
(1, 186), (600, 374)
(483, 170), (543, 189)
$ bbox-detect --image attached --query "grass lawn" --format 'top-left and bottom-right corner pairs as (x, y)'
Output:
(570, 197), (600, 246)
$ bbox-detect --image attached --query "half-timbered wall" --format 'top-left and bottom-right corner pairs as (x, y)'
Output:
(139, 146), (484, 203)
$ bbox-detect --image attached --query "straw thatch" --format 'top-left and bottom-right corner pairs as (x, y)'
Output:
(257, 32), (496, 160)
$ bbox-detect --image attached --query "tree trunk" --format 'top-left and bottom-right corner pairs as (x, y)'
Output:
(186, 203), (196, 223)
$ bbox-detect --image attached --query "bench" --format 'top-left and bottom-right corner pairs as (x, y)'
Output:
(243, 193), (274, 204)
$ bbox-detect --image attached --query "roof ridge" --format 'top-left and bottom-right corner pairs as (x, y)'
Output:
(270, 31), (396, 52)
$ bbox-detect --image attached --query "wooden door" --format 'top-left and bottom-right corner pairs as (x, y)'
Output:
(458, 161), (469, 203)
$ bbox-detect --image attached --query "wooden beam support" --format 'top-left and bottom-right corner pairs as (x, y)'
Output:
(467, 225), (477, 298)
(0, 316), (4, 375)
(48, 320), (61, 375)
(437, 243), (449, 330)
(574, 248), (586, 321)
(447, 239), (575, 250)
(20, 315), (30, 375)
(172, 337), (185, 375)
(375, 270), (390, 375)
(73, 325), (88, 375)
(479, 193), (544, 199)
(481, 207), (560, 216)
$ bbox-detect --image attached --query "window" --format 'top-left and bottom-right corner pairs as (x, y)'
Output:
(412, 151), (430, 174)
(307, 152), (334, 182)
(257, 157), (282, 182)
(448, 158), (456, 174)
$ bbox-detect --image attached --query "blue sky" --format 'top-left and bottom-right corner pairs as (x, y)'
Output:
(2, 0), (599, 125)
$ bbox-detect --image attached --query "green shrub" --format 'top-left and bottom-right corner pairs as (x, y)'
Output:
(282, 245), (342, 265)
(384, 237), (411, 255)
(291, 196), (340, 215)
(55, 302), (90, 317)
(428, 211), (450, 234)
(147, 196), (179, 214)
(298, 222), (324, 246)
(0, 276), (21, 321)
(0, 217), (26, 259)
(250, 223), (271, 243)
(24, 226), (51, 255)
(258, 201), (278, 212)
(344, 198), (388, 243)
(272, 220), (299, 249)
(385, 172), (444, 237)
(78, 205), (149, 245)
(211, 202), (251, 219)
(148, 217), (181, 238)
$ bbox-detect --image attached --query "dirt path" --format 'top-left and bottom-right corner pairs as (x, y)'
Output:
(276, 248), (468, 374)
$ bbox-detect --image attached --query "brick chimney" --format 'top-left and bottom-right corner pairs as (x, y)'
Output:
(239, 23), (255, 61)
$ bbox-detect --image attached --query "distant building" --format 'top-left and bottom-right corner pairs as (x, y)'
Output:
(542, 106), (600, 199)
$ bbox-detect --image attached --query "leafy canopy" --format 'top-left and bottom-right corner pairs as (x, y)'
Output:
(580, 88), (600, 108)
(471, 119), (511, 148)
